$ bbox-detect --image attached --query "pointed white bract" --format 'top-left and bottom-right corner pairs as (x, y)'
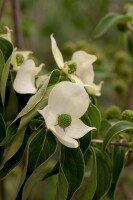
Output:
(39, 81), (95, 148)
(13, 59), (43, 94)
(50, 35), (103, 96)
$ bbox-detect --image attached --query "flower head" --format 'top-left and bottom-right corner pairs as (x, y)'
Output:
(50, 35), (103, 96)
(39, 81), (95, 148)
(11, 49), (32, 70)
(13, 59), (43, 94)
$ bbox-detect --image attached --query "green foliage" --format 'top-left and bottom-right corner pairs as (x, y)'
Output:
(0, 38), (13, 104)
(94, 12), (133, 38)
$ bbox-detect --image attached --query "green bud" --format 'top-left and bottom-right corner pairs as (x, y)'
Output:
(67, 62), (77, 74)
(106, 105), (121, 120)
(58, 114), (72, 128)
(16, 54), (24, 65)
(121, 110), (133, 122)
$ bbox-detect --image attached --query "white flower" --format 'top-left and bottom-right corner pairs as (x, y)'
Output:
(13, 59), (43, 94)
(11, 49), (32, 70)
(39, 81), (95, 148)
(51, 35), (103, 96)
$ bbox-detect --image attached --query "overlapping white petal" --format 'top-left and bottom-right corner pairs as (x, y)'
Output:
(66, 118), (96, 139)
(72, 51), (96, 84)
(50, 35), (102, 96)
(48, 81), (89, 118)
(39, 81), (95, 148)
(13, 59), (43, 94)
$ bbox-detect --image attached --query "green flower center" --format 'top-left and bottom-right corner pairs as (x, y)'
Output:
(67, 62), (77, 74)
(58, 114), (72, 128)
(16, 54), (24, 65)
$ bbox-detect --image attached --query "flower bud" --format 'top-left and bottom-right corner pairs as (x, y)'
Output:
(121, 110), (133, 122)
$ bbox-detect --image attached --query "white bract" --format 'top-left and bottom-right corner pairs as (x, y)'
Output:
(11, 50), (32, 70)
(0, 26), (32, 70)
(51, 35), (103, 96)
(39, 81), (95, 148)
(13, 59), (43, 94)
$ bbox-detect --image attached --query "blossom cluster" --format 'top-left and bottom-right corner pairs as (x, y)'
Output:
(1, 27), (103, 148)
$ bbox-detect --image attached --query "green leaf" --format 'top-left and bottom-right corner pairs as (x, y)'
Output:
(108, 146), (125, 199)
(80, 104), (101, 153)
(0, 119), (20, 146)
(0, 114), (6, 141)
(16, 129), (57, 200)
(71, 147), (97, 200)
(48, 69), (60, 87)
(14, 69), (60, 121)
(94, 12), (133, 38)
(0, 49), (5, 77)
(92, 148), (112, 200)
(0, 132), (29, 180)
(0, 38), (13, 62)
(0, 115), (6, 161)
(5, 84), (18, 121)
(87, 104), (101, 132)
(102, 121), (133, 151)
(55, 162), (68, 200)
(56, 146), (85, 200)
(0, 38), (13, 104)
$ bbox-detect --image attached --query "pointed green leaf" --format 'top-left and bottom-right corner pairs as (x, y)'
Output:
(71, 147), (97, 200)
(16, 129), (57, 200)
(0, 132), (29, 180)
(94, 12), (133, 38)
(92, 148), (112, 200)
(0, 115), (6, 161)
(0, 38), (13, 62)
(0, 49), (5, 77)
(102, 121), (133, 151)
(55, 162), (68, 200)
(0, 38), (13, 104)
(108, 146), (125, 199)
(56, 146), (85, 200)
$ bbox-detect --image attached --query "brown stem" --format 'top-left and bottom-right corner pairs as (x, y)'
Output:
(91, 139), (130, 148)
(0, 0), (8, 23)
(10, 0), (22, 48)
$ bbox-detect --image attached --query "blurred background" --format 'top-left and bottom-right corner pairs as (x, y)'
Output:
(0, 0), (133, 199)
(1, 0), (133, 111)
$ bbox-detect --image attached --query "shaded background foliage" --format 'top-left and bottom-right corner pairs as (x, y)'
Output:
(0, 0), (133, 200)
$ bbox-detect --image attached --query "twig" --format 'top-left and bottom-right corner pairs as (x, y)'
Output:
(10, 0), (22, 48)
(91, 139), (130, 148)
(0, 0), (8, 23)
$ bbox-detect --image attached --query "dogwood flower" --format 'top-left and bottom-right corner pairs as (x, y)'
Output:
(13, 59), (43, 94)
(11, 49), (32, 70)
(51, 35), (103, 96)
(39, 81), (95, 148)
